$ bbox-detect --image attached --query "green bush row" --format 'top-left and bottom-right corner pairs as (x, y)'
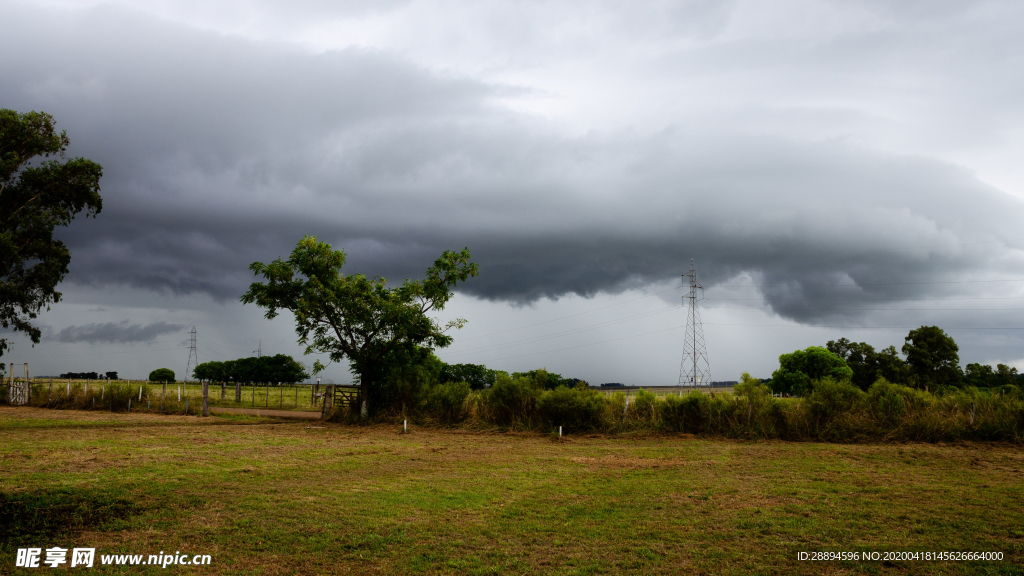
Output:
(360, 372), (1024, 442)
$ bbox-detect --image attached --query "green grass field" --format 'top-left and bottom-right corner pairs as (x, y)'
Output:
(2, 407), (1022, 575)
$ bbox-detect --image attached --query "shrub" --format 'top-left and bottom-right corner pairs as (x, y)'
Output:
(732, 372), (779, 438)
(804, 377), (866, 432)
(664, 391), (713, 434)
(867, 378), (928, 423)
(628, 389), (659, 426)
(421, 381), (471, 424)
(483, 373), (539, 425)
(537, 385), (607, 432)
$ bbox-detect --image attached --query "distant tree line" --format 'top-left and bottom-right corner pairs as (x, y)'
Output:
(191, 354), (309, 384)
(59, 371), (118, 380)
(770, 325), (1020, 396)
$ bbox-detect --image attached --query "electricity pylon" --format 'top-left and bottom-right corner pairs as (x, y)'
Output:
(185, 326), (198, 382)
(678, 260), (712, 387)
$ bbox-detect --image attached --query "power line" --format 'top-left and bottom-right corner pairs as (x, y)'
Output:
(444, 305), (681, 358)
(472, 322), (1024, 363)
(713, 279), (1024, 288)
(458, 285), (683, 342)
(706, 296), (1024, 302)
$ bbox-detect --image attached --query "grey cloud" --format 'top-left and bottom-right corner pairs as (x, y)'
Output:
(4, 2), (1024, 328)
(53, 321), (187, 344)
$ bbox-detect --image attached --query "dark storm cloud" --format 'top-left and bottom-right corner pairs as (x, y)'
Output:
(53, 321), (186, 344)
(3, 2), (1024, 325)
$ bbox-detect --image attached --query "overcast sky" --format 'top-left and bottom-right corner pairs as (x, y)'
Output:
(4, 0), (1024, 384)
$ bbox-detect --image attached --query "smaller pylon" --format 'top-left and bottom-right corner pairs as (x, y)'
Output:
(185, 326), (198, 382)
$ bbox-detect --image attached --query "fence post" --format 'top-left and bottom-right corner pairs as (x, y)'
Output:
(48, 379), (53, 403)
(221, 380), (226, 400)
(202, 379), (209, 417)
(235, 380), (241, 402)
(161, 381), (166, 410)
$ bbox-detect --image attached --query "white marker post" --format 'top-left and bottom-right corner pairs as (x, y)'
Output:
(559, 426), (562, 437)
(404, 420), (407, 433)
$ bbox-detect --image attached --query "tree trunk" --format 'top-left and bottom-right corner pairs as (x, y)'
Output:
(360, 372), (370, 418)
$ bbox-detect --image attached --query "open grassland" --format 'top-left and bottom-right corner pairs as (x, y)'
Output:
(2, 407), (1023, 575)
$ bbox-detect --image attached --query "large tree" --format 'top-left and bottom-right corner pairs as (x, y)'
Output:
(902, 326), (961, 389)
(0, 109), (102, 361)
(241, 236), (478, 415)
(826, 337), (879, 390)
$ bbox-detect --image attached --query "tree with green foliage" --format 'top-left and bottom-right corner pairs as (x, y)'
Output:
(902, 326), (961, 389)
(148, 368), (175, 382)
(0, 109), (102, 362)
(770, 346), (853, 396)
(874, 345), (912, 385)
(511, 368), (579, 390)
(965, 363), (1018, 388)
(241, 236), (477, 415)
(440, 362), (497, 390)
(826, 337), (879, 390)
(193, 361), (227, 382)
(198, 355), (309, 384)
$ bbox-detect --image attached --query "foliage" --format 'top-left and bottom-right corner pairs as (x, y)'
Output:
(421, 381), (471, 424)
(378, 347), (443, 413)
(965, 363), (1018, 388)
(902, 325), (962, 389)
(804, 377), (867, 432)
(192, 361), (227, 382)
(482, 373), (540, 425)
(148, 368), (175, 383)
(511, 368), (583, 390)
(440, 362), (497, 390)
(770, 346), (853, 396)
(58, 371), (117, 380)
(0, 109), (103, 360)
(195, 355), (309, 384)
(536, 384), (606, 432)
(241, 236), (477, 415)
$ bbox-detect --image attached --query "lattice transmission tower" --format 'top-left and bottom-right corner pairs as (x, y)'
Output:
(185, 325), (198, 382)
(678, 260), (712, 387)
